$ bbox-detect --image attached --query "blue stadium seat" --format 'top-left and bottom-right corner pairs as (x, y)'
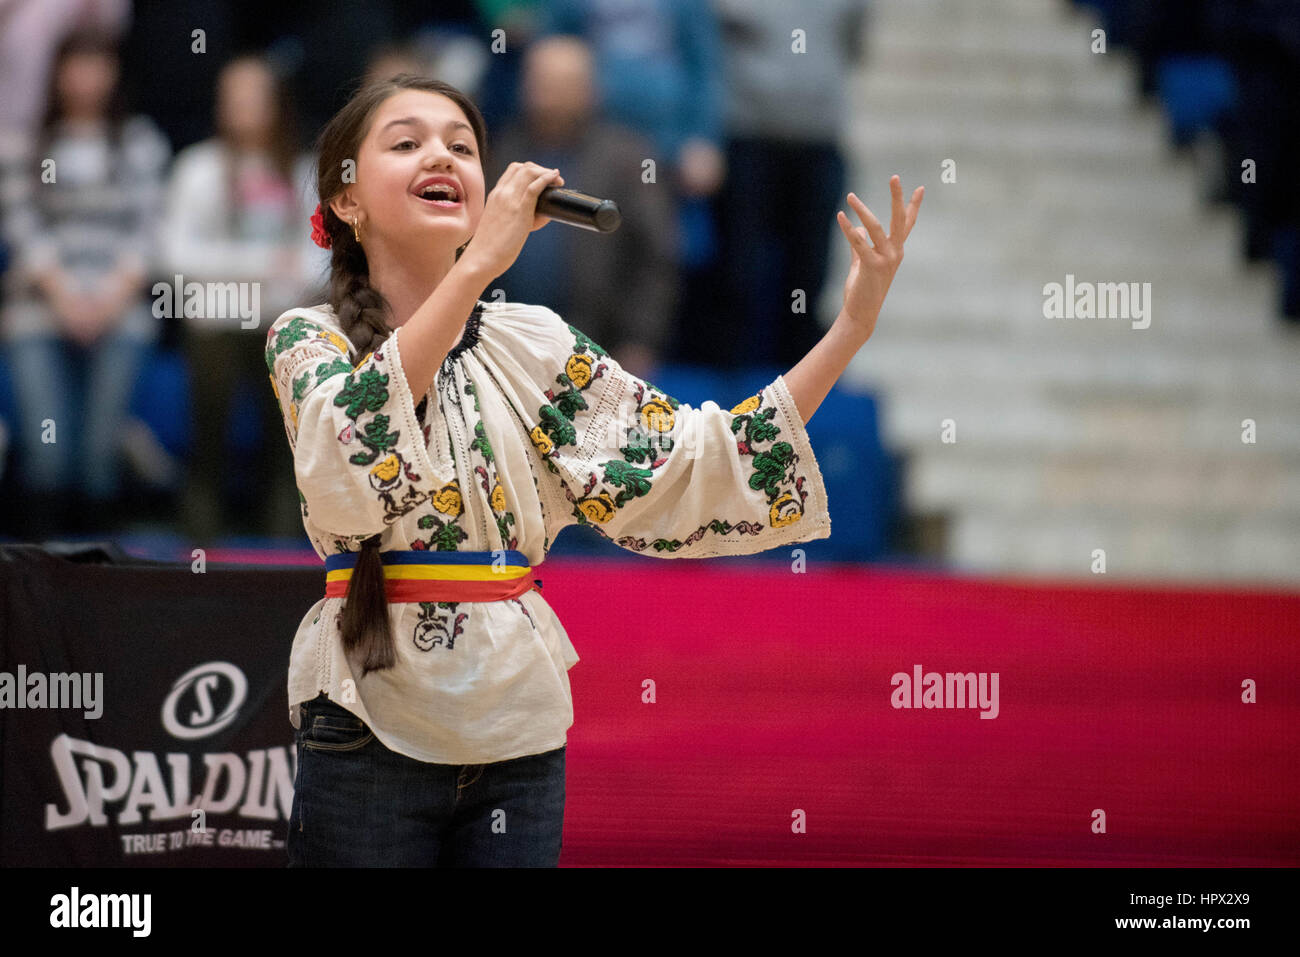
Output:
(1156, 56), (1236, 145)
(1273, 225), (1300, 318)
(646, 362), (730, 410)
(128, 345), (190, 459)
(794, 385), (895, 562)
(0, 348), (15, 428)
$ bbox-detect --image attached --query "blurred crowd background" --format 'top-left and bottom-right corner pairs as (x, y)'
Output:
(0, 0), (1296, 582)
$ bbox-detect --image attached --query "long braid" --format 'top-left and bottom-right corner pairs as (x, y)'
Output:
(323, 204), (396, 675)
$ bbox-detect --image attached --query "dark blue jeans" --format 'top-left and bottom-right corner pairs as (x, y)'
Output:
(287, 693), (566, 867)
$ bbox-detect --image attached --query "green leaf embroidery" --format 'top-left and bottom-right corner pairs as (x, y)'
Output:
(539, 405), (576, 447)
(314, 357), (352, 383)
(747, 407), (780, 444)
(270, 316), (316, 359)
(602, 459), (654, 506)
(334, 368), (390, 421)
(359, 413), (399, 453)
(291, 368), (311, 402)
(552, 386), (588, 421)
(748, 442), (794, 498)
(470, 420), (495, 465)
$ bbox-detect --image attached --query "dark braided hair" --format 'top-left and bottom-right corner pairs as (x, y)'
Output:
(313, 73), (488, 675)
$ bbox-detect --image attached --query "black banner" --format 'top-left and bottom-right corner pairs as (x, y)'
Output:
(0, 542), (322, 866)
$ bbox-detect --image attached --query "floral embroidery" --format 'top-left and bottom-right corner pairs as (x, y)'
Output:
(461, 382), (518, 549)
(565, 354), (593, 388)
(413, 602), (467, 651)
(537, 405), (576, 450)
(414, 512), (468, 550)
(529, 425), (554, 456)
(315, 356), (352, 382)
(639, 396), (675, 433)
(266, 315), (316, 368)
(431, 481), (463, 516)
(319, 329), (350, 355)
(545, 317), (810, 543)
(334, 365), (389, 422)
(575, 491), (616, 523)
(266, 315), (437, 529)
(469, 420), (494, 464)
(616, 519), (765, 553)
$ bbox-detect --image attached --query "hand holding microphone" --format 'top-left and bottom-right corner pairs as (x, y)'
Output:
(457, 161), (620, 283)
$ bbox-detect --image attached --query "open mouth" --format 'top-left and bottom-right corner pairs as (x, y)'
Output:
(414, 183), (462, 207)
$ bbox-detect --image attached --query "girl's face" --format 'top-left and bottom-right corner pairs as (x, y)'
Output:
(334, 89), (483, 259)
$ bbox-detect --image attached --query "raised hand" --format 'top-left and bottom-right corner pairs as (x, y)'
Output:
(835, 174), (923, 341)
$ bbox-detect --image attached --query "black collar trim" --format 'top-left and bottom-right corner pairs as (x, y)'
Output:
(446, 300), (485, 362)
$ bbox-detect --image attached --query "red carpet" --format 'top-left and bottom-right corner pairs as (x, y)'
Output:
(539, 559), (1300, 866)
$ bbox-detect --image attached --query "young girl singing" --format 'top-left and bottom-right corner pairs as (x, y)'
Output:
(266, 74), (921, 867)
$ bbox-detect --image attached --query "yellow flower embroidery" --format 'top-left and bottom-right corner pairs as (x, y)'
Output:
(289, 401), (299, 430)
(731, 394), (760, 415)
(576, 492), (616, 524)
(432, 482), (463, 516)
(268, 374), (280, 402)
(319, 329), (351, 355)
(490, 483), (507, 513)
(640, 397), (675, 433)
(530, 426), (554, 456)
(351, 350), (374, 373)
(370, 453), (401, 490)
(565, 354), (593, 389)
(769, 492), (803, 528)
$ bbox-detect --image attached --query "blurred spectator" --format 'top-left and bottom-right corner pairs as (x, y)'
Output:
(534, 0), (725, 372)
(489, 34), (678, 377)
(0, 28), (169, 537)
(159, 54), (327, 543)
(537, 0), (725, 197)
(0, 0), (130, 146)
(0, 4), (131, 490)
(694, 0), (867, 369)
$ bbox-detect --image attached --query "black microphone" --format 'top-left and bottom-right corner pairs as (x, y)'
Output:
(536, 186), (621, 233)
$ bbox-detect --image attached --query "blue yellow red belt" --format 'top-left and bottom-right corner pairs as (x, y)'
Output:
(324, 549), (539, 602)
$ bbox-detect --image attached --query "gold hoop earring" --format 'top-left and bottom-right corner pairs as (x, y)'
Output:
(352, 218), (361, 244)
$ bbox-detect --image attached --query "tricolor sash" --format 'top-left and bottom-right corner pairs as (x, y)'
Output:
(324, 549), (538, 602)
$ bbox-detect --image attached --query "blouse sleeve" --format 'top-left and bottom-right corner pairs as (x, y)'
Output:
(264, 310), (448, 540)
(511, 307), (832, 557)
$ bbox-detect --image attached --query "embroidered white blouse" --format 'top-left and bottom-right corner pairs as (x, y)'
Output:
(265, 298), (830, 764)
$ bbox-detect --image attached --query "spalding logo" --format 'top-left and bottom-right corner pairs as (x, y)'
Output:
(161, 662), (247, 739)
